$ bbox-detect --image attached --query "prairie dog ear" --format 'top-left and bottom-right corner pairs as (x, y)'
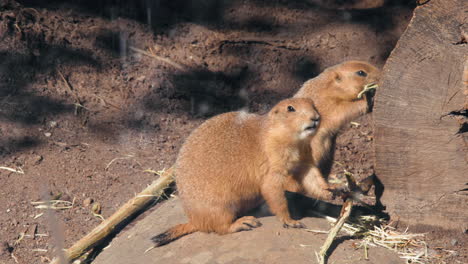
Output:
(332, 71), (342, 83)
(268, 107), (279, 117)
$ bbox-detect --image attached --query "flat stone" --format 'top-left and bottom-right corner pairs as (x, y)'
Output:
(93, 198), (402, 264)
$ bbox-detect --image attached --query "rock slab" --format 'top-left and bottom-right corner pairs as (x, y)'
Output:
(93, 198), (402, 264)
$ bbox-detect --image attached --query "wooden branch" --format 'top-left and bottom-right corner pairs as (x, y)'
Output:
(50, 168), (175, 264)
(318, 198), (353, 264)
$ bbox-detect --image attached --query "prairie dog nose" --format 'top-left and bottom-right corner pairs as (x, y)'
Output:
(310, 117), (320, 128)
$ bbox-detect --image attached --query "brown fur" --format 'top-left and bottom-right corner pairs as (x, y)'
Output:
(293, 60), (381, 199)
(152, 98), (320, 246)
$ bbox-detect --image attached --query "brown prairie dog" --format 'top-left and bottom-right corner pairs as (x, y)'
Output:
(152, 98), (321, 246)
(293, 60), (381, 199)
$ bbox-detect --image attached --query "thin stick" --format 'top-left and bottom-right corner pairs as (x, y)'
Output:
(129, 46), (186, 71)
(105, 155), (134, 171)
(304, 229), (329, 234)
(32, 249), (48, 252)
(318, 198), (354, 264)
(0, 166), (24, 174)
(49, 167), (175, 264)
(93, 95), (122, 110)
(57, 70), (81, 104)
(11, 253), (19, 264)
(364, 242), (368, 260)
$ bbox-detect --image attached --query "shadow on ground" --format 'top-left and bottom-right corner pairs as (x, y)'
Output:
(1, 0), (415, 148)
(17, 0), (415, 35)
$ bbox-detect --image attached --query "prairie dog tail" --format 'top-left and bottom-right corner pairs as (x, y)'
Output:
(151, 223), (197, 247)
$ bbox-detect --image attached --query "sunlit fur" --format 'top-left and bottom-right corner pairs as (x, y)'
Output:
(293, 61), (381, 199)
(152, 98), (320, 246)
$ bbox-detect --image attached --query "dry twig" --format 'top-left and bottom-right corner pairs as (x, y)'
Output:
(105, 155), (135, 171)
(129, 46), (186, 71)
(317, 199), (354, 264)
(317, 172), (361, 264)
(32, 199), (75, 210)
(93, 95), (122, 110)
(58, 70), (80, 103)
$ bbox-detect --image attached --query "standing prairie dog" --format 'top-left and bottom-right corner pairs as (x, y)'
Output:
(152, 98), (321, 246)
(293, 60), (381, 199)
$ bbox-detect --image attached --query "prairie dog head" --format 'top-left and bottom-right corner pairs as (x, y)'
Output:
(267, 98), (320, 141)
(324, 61), (380, 101)
(295, 61), (381, 101)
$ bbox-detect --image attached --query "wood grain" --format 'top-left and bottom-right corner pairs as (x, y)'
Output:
(373, 0), (467, 230)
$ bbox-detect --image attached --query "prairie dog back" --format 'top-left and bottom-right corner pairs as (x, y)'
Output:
(176, 111), (265, 217)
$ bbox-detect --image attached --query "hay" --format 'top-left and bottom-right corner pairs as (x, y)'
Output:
(105, 155), (135, 171)
(31, 198), (75, 210)
(317, 213), (432, 264)
(350, 121), (361, 128)
(32, 198), (75, 210)
(32, 249), (48, 252)
(14, 231), (26, 246)
(34, 213), (44, 219)
(304, 229), (329, 234)
(357, 83), (378, 99)
(310, 169), (433, 264)
(143, 168), (168, 177)
(11, 252), (19, 263)
(0, 166), (24, 174)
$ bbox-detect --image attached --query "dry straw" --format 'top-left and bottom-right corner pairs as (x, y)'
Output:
(357, 83), (378, 99)
(31, 198), (75, 210)
(316, 213), (431, 264)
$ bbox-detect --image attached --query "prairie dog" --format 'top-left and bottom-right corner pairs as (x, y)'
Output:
(293, 60), (381, 199)
(152, 98), (321, 246)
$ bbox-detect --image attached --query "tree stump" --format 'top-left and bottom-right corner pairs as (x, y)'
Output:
(373, 0), (467, 230)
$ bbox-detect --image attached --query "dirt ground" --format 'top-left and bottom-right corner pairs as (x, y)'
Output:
(0, 0), (465, 263)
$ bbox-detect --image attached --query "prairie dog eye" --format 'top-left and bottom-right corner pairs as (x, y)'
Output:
(287, 105), (295, 112)
(356, 70), (367, 77)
